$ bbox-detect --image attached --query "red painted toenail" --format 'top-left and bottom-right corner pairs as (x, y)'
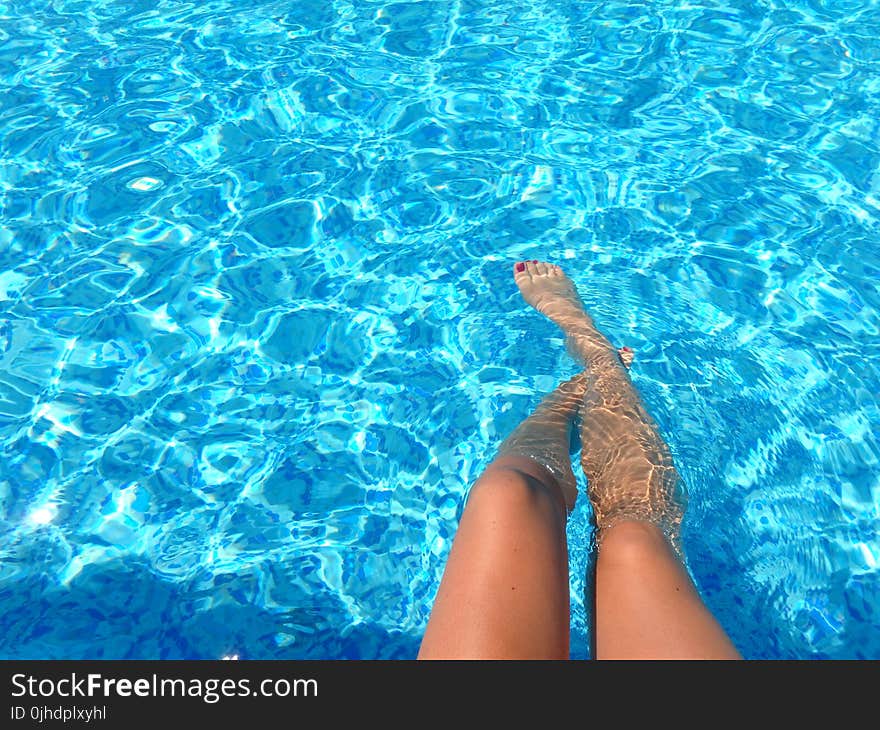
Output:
(622, 347), (632, 352)
(515, 262), (525, 272)
(532, 259), (538, 264)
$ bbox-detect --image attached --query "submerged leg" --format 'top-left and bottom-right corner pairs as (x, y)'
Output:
(418, 374), (587, 659)
(514, 260), (740, 659)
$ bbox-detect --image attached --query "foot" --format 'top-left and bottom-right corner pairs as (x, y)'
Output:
(496, 372), (589, 512)
(514, 260), (632, 368)
(513, 260), (594, 333)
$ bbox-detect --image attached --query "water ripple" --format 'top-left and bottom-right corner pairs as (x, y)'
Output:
(1, 0), (879, 659)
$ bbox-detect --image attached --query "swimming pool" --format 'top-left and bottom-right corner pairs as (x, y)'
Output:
(1, 0), (878, 659)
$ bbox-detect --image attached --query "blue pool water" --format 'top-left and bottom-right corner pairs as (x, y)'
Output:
(1, 0), (879, 659)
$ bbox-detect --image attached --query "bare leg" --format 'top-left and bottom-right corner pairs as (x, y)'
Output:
(418, 374), (587, 659)
(514, 260), (740, 659)
(596, 521), (740, 659)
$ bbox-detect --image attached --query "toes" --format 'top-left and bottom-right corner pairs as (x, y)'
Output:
(618, 347), (634, 368)
(514, 259), (561, 279)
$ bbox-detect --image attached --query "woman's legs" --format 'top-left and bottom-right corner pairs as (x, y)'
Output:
(515, 260), (740, 660)
(420, 260), (740, 659)
(417, 375), (586, 659)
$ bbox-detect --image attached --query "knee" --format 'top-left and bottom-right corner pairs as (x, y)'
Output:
(470, 465), (566, 521)
(598, 520), (672, 565)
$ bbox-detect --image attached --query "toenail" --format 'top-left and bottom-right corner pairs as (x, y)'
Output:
(532, 260), (538, 264)
(622, 346), (632, 352)
(515, 262), (525, 272)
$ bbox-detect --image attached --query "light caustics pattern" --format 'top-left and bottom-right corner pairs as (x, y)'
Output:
(0, 0), (878, 658)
